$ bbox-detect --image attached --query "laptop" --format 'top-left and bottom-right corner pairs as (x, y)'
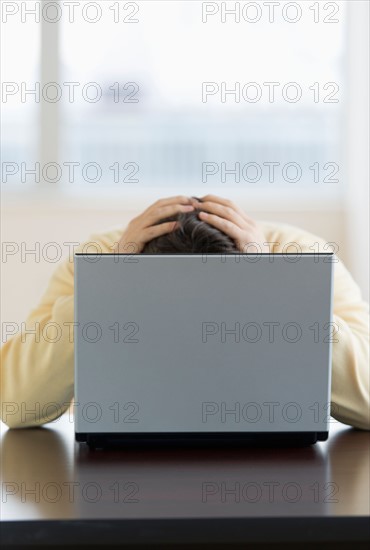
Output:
(74, 253), (334, 448)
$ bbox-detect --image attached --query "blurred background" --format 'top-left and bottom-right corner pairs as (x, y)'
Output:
(1, 0), (369, 326)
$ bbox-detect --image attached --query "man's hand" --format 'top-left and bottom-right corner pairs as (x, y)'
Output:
(194, 194), (270, 253)
(114, 196), (195, 254)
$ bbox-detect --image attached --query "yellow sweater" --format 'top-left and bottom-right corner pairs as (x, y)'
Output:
(1, 222), (369, 430)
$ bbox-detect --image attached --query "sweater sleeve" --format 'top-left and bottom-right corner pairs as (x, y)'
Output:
(329, 265), (370, 430)
(262, 221), (370, 430)
(0, 228), (123, 428)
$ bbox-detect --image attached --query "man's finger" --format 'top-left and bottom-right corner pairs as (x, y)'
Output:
(147, 196), (193, 211)
(145, 203), (194, 227)
(198, 211), (241, 241)
(198, 201), (247, 230)
(198, 194), (250, 221)
(142, 221), (179, 242)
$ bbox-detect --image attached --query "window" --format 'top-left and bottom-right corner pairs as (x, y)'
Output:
(1, 1), (348, 196)
(1, 6), (40, 167)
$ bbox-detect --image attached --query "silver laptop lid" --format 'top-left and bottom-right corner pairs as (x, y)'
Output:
(74, 254), (334, 434)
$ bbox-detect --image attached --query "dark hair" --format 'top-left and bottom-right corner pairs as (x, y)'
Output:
(142, 197), (238, 254)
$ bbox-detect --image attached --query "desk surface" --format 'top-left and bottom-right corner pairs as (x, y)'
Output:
(1, 415), (369, 547)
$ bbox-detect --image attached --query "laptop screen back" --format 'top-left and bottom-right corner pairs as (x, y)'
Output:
(74, 254), (334, 434)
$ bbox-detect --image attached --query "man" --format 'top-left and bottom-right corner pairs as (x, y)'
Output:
(1, 195), (369, 429)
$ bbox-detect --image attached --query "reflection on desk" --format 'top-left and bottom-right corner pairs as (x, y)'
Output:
(1, 414), (369, 547)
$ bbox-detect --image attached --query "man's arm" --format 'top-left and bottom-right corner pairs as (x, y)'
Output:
(330, 260), (370, 430)
(1, 259), (75, 428)
(264, 221), (370, 430)
(0, 230), (122, 429)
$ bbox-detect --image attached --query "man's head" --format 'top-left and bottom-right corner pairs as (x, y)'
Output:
(142, 197), (239, 254)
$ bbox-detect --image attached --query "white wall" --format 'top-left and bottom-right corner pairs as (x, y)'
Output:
(345, 0), (370, 301)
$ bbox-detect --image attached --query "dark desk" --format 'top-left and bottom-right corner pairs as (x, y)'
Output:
(1, 414), (369, 548)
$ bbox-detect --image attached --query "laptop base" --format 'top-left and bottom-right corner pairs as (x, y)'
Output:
(76, 431), (328, 449)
